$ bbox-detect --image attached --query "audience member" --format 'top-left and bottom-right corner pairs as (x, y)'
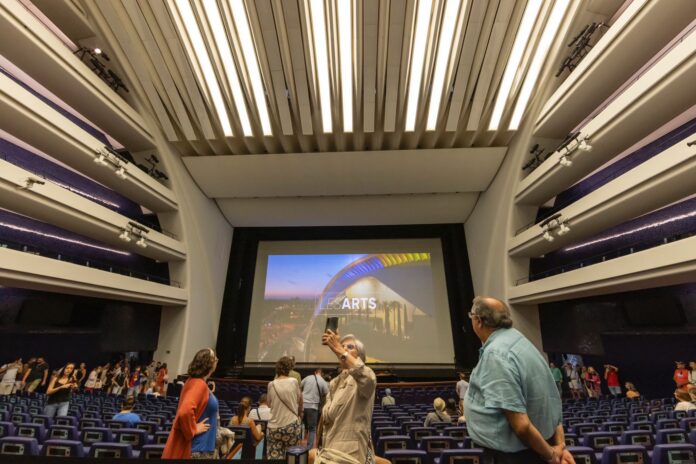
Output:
(267, 356), (302, 459)
(288, 356), (302, 384)
(85, 366), (101, 392)
(309, 331), (376, 464)
(604, 364), (621, 397)
(76, 362), (87, 387)
(156, 363), (168, 396)
(163, 348), (219, 459)
(249, 394), (272, 422)
(445, 398), (459, 417)
(229, 396), (264, 445)
(44, 362), (78, 417)
(112, 396), (141, 427)
(145, 381), (160, 396)
(625, 382), (640, 399)
(565, 364), (582, 400)
(424, 397), (451, 427)
(674, 389), (696, 412)
(23, 356), (48, 392)
(675, 361), (691, 390)
(550, 362), (563, 397)
(127, 366), (143, 397)
(381, 388), (396, 406)
(464, 297), (572, 464)
(98, 363), (110, 390)
(689, 361), (696, 385)
(0, 358), (23, 395)
(456, 372), (469, 416)
(301, 368), (329, 447)
(585, 367), (601, 398)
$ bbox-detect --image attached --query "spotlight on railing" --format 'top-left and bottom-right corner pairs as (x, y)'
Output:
(543, 231), (555, 242)
(115, 166), (127, 180)
(118, 229), (131, 242)
(559, 155), (573, 167)
(136, 237), (147, 249)
(93, 152), (108, 166)
(557, 221), (571, 236)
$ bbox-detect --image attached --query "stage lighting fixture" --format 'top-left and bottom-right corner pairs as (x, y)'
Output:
(578, 138), (592, 151)
(542, 231), (554, 242)
(118, 230), (132, 242)
(559, 155), (573, 167)
(557, 222), (570, 236)
(115, 166), (127, 180)
(93, 153), (108, 166)
(308, 0), (333, 132)
(136, 237), (148, 249)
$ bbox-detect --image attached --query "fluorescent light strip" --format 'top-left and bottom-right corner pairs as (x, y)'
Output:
(509, 0), (570, 130)
(405, 0), (434, 132)
(309, 0), (333, 132)
(488, 0), (543, 130)
(229, 0), (273, 136)
(0, 221), (131, 256)
(175, 0), (234, 137)
(337, 0), (353, 132)
(426, 0), (464, 131)
(563, 209), (696, 252)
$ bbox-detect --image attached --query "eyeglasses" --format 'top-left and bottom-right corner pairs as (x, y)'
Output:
(342, 343), (356, 350)
(468, 311), (477, 319)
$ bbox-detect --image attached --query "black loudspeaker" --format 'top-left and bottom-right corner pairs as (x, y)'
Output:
(99, 304), (161, 352)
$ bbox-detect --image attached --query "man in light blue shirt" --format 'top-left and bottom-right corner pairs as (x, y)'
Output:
(464, 297), (574, 464)
(301, 368), (329, 448)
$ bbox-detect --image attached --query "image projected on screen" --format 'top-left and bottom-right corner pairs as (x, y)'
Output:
(245, 240), (455, 365)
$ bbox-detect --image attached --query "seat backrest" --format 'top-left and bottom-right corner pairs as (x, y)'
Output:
(680, 418), (696, 432)
(377, 435), (410, 455)
(135, 421), (159, 434)
(54, 416), (78, 427)
(573, 423), (599, 435)
(78, 418), (103, 430)
(114, 428), (148, 450)
(140, 444), (165, 459)
(16, 423), (46, 443)
(41, 439), (85, 458)
(651, 443), (696, 464)
(620, 430), (655, 450)
(384, 449), (428, 464)
(438, 448), (484, 464)
(154, 431), (170, 444)
(0, 422), (15, 439)
(410, 427), (436, 443)
(657, 429), (688, 445)
(81, 427), (113, 444)
(419, 436), (458, 454)
(48, 425), (78, 441)
(0, 437), (40, 456)
(443, 426), (467, 440)
(566, 446), (597, 464)
(89, 442), (133, 459)
(599, 445), (648, 464)
(581, 432), (619, 451)
(658, 419), (680, 430)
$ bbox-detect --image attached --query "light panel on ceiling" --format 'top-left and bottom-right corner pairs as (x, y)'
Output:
(405, 0), (434, 132)
(509, 0), (571, 130)
(488, 0), (543, 131)
(308, 0), (333, 133)
(426, 0), (465, 131)
(229, 0), (274, 136)
(174, 0), (234, 136)
(337, 0), (354, 132)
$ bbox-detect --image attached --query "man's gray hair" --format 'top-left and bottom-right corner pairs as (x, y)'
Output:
(339, 334), (366, 362)
(471, 296), (513, 329)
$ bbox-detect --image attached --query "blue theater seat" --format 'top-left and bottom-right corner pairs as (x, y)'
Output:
(657, 419), (680, 430)
(599, 445), (649, 464)
(375, 426), (403, 440)
(135, 420), (159, 435)
(567, 446), (597, 464)
(41, 439), (85, 457)
(81, 427), (113, 446)
(409, 427), (436, 445)
(54, 416), (78, 428)
(620, 430), (655, 450)
(154, 430), (169, 444)
(656, 428), (688, 445)
(88, 442), (133, 458)
(105, 419), (126, 430)
(652, 443), (696, 464)
(419, 436), (459, 463)
(16, 422), (46, 443)
(0, 436), (40, 456)
(442, 426), (466, 441)
(690, 430), (696, 446)
(10, 412), (29, 425)
(114, 428), (149, 450)
(572, 423), (599, 436)
(377, 435), (410, 455)
(581, 432), (620, 451)
(48, 424), (78, 441)
(565, 433), (579, 446)
(402, 421), (423, 434)
(0, 422), (15, 439)
(629, 421), (655, 433)
(140, 444), (165, 459)
(31, 414), (53, 428)
(600, 421), (627, 433)
(680, 417), (696, 432)
(78, 418), (103, 430)
(384, 449), (428, 464)
(433, 448), (483, 464)
(430, 421), (452, 433)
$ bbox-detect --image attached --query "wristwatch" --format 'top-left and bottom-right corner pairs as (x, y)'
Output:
(340, 351), (349, 361)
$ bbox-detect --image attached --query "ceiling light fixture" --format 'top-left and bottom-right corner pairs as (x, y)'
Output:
(489, 0), (543, 130)
(405, 0), (434, 132)
(308, 0), (333, 133)
(337, 0), (353, 132)
(175, 0), (234, 137)
(228, 0), (273, 136)
(426, 0), (464, 131)
(509, 0), (571, 130)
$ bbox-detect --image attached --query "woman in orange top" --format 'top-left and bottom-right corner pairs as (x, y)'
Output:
(156, 363), (168, 395)
(162, 349), (218, 459)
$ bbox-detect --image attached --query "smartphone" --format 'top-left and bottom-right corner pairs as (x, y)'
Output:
(325, 316), (339, 333)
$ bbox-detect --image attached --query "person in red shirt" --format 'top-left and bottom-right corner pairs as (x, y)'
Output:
(604, 364), (621, 398)
(674, 361), (691, 391)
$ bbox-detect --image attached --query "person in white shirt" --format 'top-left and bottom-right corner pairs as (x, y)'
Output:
(249, 394), (273, 422)
(0, 359), (23, 395)
(689, 361), (696, 385)
(674, 389), (696, 411)
(455, 372), (469, 418)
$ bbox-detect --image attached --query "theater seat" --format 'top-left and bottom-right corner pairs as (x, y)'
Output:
(54, 416), (78, 428)
(566, 446), (597, 464)
(656, 428), (688, 445)
(681, 418), (696, 432)
(620, 430), (655, 450)
(48, 425), (78, 441)
(81, 427), (113, 445)
(41, 439), (85, 457)
(377, 435), (410, 455)
(599, 445), (648, 464)
(15, 422), (46, 443)
(78, 418), (103, 430)
(30, 414), (53, 428)
(565, 433), (579, 446)
(581, 432), (619, 451)
(385, 449), (428, 464)
(114, 428), (149, 450)
(153, 430), (169, 444)
(0, 422), (15, 439)
(433, 448), (483, 464)
(657, 419), (680, 430)
(88, 442), (133, 458)
(140, 444), (165, 459)
(629, 421), (655, 433)
(652, 443), (696, 464)
(0, 436), (40, 456)
(442, 426), (467, 441)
